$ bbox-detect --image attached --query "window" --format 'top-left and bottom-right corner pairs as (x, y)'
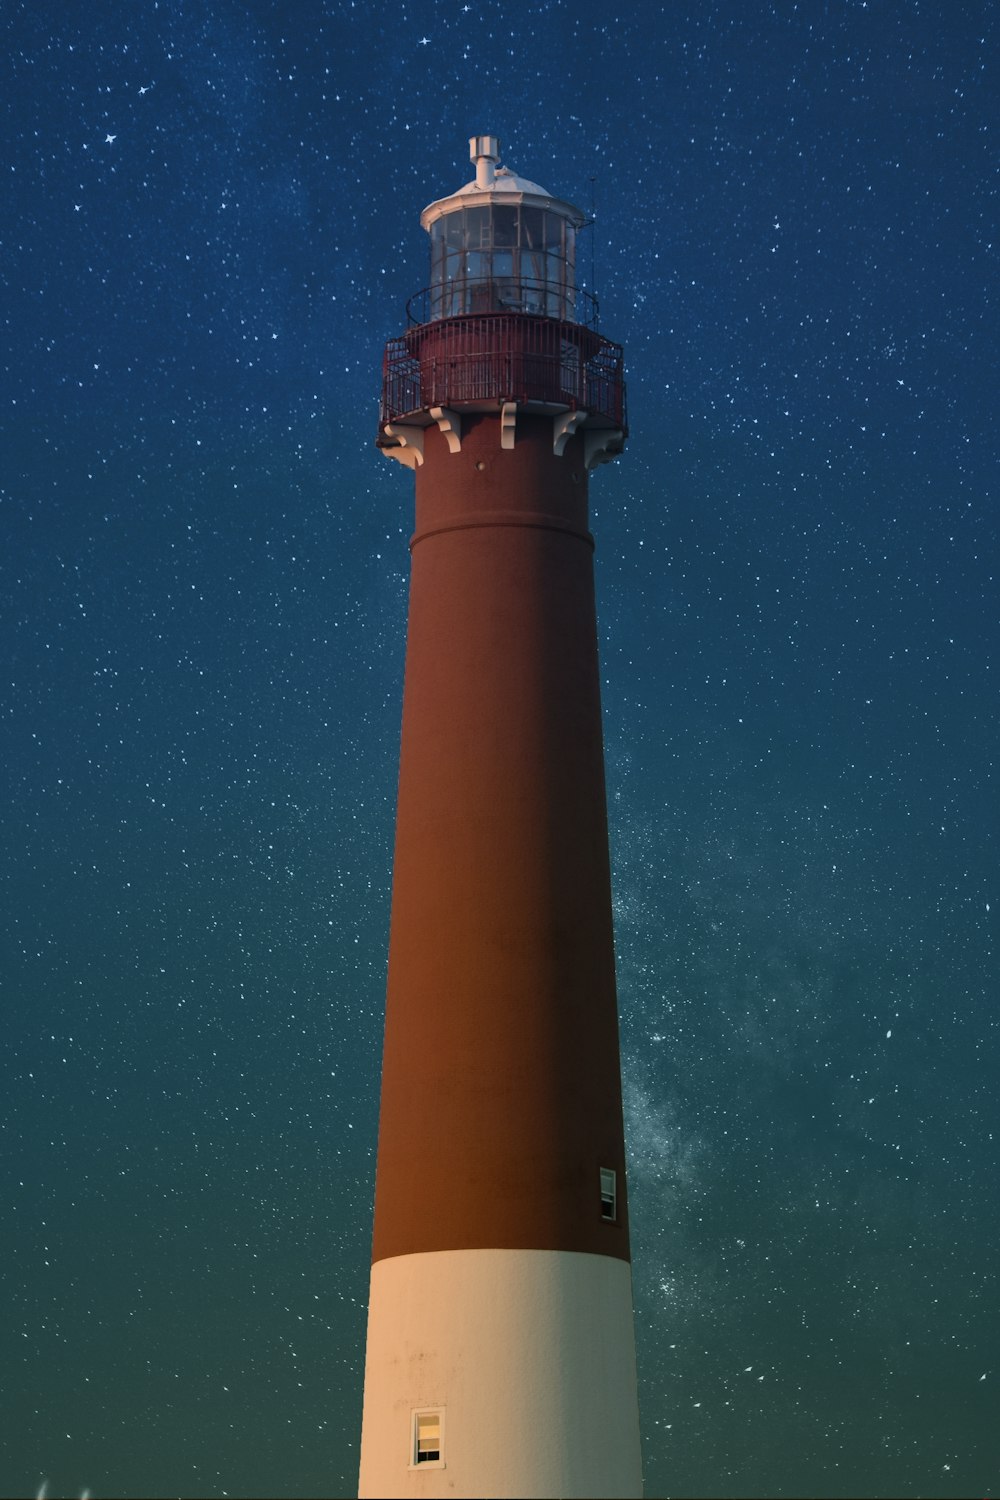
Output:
(426, 204), (580, 322)
(411, 1408), (445, 1469)
(600, 1167), (617, 1222)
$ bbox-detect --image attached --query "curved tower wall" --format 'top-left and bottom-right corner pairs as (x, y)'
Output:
(358, 142), (642, 1500)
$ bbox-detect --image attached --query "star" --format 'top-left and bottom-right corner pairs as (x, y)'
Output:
(105, 133), (116, 144)
(418, 36), (431, 45)
(139, 85), (150, 95)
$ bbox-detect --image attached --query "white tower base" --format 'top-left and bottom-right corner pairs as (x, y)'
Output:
(358, 1248), (643, 1499)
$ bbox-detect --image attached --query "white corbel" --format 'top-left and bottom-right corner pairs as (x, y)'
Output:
(429, 406), (463, 454)
(553, 409), (588, 457)
(382, 424), (425, 469)
(584, 428), (625, 470)
(500, 401), (518, 450)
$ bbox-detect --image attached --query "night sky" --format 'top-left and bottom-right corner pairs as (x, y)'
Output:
(3, 2), (997, 1497)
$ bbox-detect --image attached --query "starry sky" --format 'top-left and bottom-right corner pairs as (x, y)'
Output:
(3, 2), (996, 1497)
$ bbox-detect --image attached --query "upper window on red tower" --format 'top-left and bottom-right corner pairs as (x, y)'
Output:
(600, 1167), (617, 1222)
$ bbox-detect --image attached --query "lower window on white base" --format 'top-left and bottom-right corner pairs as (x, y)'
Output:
(410, 1407), (445, 1469)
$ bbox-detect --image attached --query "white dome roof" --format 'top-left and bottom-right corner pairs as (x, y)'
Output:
(455, 165), (552, 198)
(420, 159), (585, 231)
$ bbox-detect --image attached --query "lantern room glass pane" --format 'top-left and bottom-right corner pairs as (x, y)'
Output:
(565, 223), (576, 269)
(427, 201), (578, 322)
(493, 206), (517, 247)
(464, 206), (489, 249)
(520, 206), (544, 245)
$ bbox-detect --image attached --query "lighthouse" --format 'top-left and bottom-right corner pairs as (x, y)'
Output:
(358, 136), (643, 1500)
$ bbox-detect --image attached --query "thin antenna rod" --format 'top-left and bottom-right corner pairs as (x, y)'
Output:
(590, 175), (597, 303)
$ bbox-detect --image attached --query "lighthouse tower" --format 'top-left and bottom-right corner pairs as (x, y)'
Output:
(358, 136), (643, 1500)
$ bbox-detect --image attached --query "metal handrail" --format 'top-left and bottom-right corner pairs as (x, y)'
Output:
(380, 313), (626, 433)
(405, 279), (601, 330)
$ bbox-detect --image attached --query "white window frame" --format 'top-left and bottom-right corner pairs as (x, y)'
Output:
(409, 1406), (446, 1471)
(600, 1166), (617, 1221)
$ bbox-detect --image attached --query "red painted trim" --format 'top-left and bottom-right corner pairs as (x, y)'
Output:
(411, 510), (594, 552)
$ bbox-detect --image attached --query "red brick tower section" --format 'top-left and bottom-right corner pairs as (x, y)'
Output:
(358, 137), (642, 1500)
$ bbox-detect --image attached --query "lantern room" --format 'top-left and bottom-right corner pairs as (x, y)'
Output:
(378, 135), (627, 469)
(417, 135), (588, 324)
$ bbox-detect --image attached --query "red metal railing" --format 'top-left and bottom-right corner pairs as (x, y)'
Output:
(379, 313), (626, 435)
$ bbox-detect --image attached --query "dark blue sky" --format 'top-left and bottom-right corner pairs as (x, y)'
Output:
(3, 2), (996, 1497)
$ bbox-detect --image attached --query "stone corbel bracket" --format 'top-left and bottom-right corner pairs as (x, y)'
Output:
(381, 412), (625, 470)
(429, 406), (463, 453)
(553, 410), (588, 457)
(584, 429), (625, 470)
(382, 424), (425, 469)
(500, 401), (518, 450)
